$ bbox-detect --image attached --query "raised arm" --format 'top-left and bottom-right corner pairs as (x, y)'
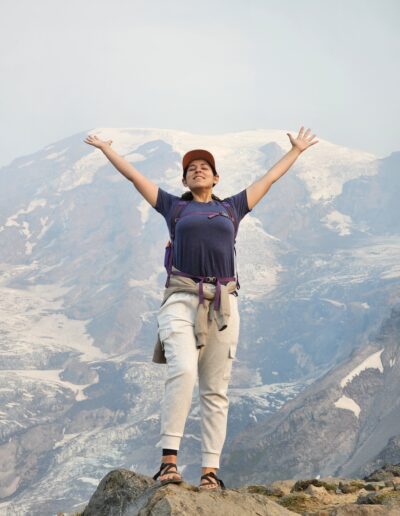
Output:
(84, 134), (158, 208)
(246, 127), (319, 210)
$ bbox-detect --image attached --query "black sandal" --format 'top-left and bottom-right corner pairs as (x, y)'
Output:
(199, 471), (226, 490)
(153, 462), (183, 486)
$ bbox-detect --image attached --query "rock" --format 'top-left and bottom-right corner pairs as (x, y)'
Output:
(292, 479), (325, 492)
(357, 489), (400, 507)
(278, 492), (321, 513)
(305, 484), (329, 499)
(80, 469), (296, 516)
(59, 469), (400, 516)
(357, 492), (383, 504)
(291, 479), (337, 494)
(364, 463), (400, 482)
(315, 504), (400, 515)
(359, 437), (400, 481)
(338, 481), (363, 494)
(364, 483), (382, 491)
(269, 480), (297, 495)
(81, 469), (155, 515)
(245, 484), (285, 497)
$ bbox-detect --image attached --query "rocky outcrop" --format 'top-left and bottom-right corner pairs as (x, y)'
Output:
(58, 464), (400, 516)
(61, 469), (294, 516)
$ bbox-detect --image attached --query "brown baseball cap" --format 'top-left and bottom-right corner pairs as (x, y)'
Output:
(182, 149), (217, 174)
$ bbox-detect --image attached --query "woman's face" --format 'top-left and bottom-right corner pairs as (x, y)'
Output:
(182, 159), (219, 190)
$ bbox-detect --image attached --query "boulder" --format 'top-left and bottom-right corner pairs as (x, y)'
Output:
(80, 469), (296, 516)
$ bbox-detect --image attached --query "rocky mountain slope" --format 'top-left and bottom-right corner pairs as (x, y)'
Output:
(222, 306), (400, 485)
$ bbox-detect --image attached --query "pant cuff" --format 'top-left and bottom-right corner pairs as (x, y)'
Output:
(202, 452), (220, 468)
(159, 434), (182, 450)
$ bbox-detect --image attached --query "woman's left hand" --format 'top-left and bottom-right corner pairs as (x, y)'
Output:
(287, 126), (319, 153)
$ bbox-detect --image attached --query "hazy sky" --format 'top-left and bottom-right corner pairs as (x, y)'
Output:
(1, 0), (399, 167)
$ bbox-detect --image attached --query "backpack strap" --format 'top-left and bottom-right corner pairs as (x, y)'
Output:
(221, 201), (238, 238)
(164, 201), (189, 287)
(221, 201), (240, 290)
(171, 201), (189, 241)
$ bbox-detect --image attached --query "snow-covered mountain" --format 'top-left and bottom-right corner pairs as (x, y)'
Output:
(0, 128), (398, 515)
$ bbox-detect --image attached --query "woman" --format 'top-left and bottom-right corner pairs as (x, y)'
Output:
(84, 127), (318, 490)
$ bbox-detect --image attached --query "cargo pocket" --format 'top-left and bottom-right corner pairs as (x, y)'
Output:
(229, 343), (237, 359)
(158, 327), (171, 353)
(223, 343), (237, 380)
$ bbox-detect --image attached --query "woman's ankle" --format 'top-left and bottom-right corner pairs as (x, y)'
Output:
(202, 466), (217, 475)
(162, 454), (177, 464)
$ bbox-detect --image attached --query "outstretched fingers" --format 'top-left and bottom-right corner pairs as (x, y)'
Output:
(297, 126), (305, 139)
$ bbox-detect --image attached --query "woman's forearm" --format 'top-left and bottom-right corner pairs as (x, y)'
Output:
(100, 145), (158, 207)
(265, 147), (301, 184)
(100, 145), (138, 182)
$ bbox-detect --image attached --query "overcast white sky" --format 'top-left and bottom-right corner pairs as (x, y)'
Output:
(1, 0), (399, 167)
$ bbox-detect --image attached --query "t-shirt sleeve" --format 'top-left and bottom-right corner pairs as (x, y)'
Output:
(223, 188), (252, 222)
(154, 187), (180, 218)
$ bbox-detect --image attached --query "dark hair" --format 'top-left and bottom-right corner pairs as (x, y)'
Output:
(181, 191), (223, 201)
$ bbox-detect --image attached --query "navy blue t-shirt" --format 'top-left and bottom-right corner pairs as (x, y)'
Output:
(154, 188), (251, 279)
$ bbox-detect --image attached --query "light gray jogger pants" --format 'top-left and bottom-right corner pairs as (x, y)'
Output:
(156, 285), (240, 468)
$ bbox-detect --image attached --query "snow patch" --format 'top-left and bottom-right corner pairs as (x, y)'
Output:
(1, 369), (97, 402)
(17, 159), (35, 168)
(58, 150), (107, 192)
(340, 349), (384, 388)
(137, 198), (151, 225)
(95, 283), (110, 293)
(164, 166), (181, 180)
(321, 210), (353, 236)
(334, 394), (361, 418)
(0, 276), (108, 363)
(237, 216), (283, 299)
(321, 297), (346, 308)
(124, 152), (146, 162)
(296, 143), (377, 202)
(5, 198), (47, 227)
(44, 147), (68, 160)
(129, 268), (164, 294)
(37, 216), (53, 240)
(380, 265), (400, 279)
(54, 433), (81, 448)
(77, 477), (101, 486)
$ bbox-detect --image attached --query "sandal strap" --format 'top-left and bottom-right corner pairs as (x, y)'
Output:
(153, 462), (179, 481)
(200, 471), (226, 489)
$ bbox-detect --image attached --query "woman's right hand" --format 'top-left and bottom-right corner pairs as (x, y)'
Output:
(84, 134), (113, 149)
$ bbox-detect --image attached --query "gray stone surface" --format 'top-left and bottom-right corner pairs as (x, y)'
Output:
(80, 469), (296, 516)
